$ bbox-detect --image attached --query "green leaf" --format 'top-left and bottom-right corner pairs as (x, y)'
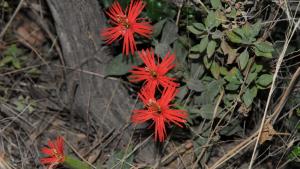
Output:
(203, 56), (212, 69)
(192, 22), (205, 30)
(238, 49), (249, 70)
(249, 20), (262, 38)
(224, 67), (243, 84)
(254, 46), (272, 58)
(161, 20), (178, 44)
(191, 36), (209, 53)
(212, 30), (223, 39)
(187, 26), (202, 35)
(4, 44), (23, 57)
(246, 72), (257, 84)
(64, 156), (91, 169)
(153, 18), (167, 37)
(210, 61), (220, 79)
(207, 40), (217, 58)
(205, 12), (220, 29)
(0, 55), (13, 67)
(211, 0), (222, 9)
(254, 41), (274, 53)
(188, 53), (200, 59)
(187, 79), (204, 92)
(289, 146), (300, 159)
(256, 74), (273, 86)
(220, 67), (228, 75)
(105, 54), (141, 76)
(107, 146), (134, 169)
(173, 40), (188, 62)
(242, 86), (257, 107)
(12, 58), (21, 69)
(226, 82), (240, 91)
(198, 104), (216, 120)
(226, 31), (242, 43)
(195, 79), (225, 105)
(155, 43), (171, 57)
(242, 23), (251, 39)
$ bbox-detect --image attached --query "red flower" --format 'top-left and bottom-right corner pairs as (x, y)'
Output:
(132, 86), (187, 142)
(129, 49), (179, 91)
(101, 0), (152, 55)
(40, 136), (65, 168)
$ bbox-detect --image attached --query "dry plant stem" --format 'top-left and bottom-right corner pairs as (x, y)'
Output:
(271, 67), (300, 124)
(191, 90), (224, 169)
(176, 5), (182, 26)
(207, 65), (300, 169)
(209, 131), (258, 169)
(0, 0), (25, 39)
(248, 12), (300, 169)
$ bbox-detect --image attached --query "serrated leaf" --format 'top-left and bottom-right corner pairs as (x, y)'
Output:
(257, 74), (273, 86)
(187, 79), (204, 92)
(211, 0), (222, 9)
(238, 49), (249, 70)
(210, 61), (220, 79)
(207, 40), (217, 58)
(105, 54), (141, 76)
(187, 26), (202, 35)
(226, 31), (242, 43)
(254, 41), (274, 53)
(191, 36), (209, 53)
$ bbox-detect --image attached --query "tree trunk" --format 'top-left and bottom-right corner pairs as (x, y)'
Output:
(46, 0), (132, 141)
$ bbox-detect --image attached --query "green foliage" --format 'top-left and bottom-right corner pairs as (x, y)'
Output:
(107, 146), (134, 169)
(105, 54), (142, 76)
(1, 44), (23, 69)
(289, 146), (300, 159)
(64, 156), (91, 169)
(104, 0), (275, 161)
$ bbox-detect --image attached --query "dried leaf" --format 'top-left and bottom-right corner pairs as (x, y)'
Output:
(259, 122), (277, 144)
(221, 40), (238, 64)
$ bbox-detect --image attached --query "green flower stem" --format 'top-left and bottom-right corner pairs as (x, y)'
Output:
(63, 156), (91, 169)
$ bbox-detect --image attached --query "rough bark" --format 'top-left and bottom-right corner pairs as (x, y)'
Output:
(46, 0), (132, 139)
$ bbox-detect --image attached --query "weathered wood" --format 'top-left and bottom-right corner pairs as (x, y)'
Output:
(45, 0), (132, 139)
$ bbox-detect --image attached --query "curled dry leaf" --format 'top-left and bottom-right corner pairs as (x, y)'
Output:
(15, 15), (45, 47)
(259, 121), (289, 144)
